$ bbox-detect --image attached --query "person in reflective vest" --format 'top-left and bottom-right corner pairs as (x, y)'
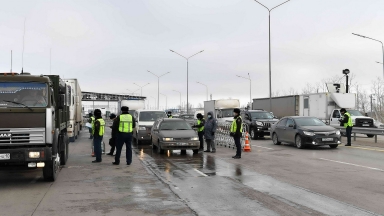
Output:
(193, 113), (205, 151)
(107, 113), (117, 156)
(340, 108), (353, 146)
(88, 113), (95, 139)
(92, 109), (105, 163)
(167, 111), (173, 118)
(230, 108), (243, 159)
(112, 106), (136, 165)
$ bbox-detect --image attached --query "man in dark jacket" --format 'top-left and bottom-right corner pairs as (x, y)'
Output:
(107, 113), (117, 156)
(112, 106), (136, 165)
(231, 108), (243, 159)
(193, 113), (205, 151)
(204, 111), (217, 153)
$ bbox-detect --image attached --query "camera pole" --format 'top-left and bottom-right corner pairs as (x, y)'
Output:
(343, 69), (350, 93)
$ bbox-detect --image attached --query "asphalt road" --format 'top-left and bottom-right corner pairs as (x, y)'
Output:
(1, 127), (384, 216)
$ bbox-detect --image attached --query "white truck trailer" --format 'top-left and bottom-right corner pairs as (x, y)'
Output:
(204, 99), (240, 122)
(64, 79), (83, 142)
(117, 99), (146, 116)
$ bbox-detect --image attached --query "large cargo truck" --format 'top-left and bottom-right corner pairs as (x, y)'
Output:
(204, 99), (240, 122)
(118, 99), (146, 116)
(253, 93), (375, 135)
(64, 79), (82, 142)
(0, 72), (70, 181)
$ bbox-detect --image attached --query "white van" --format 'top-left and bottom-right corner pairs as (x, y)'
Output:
(132, 110), (167, 145)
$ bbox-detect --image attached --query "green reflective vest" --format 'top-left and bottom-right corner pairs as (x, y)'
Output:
(119, 114), (133, 133)
(92, 119), (105, 136)
(197, 119), (205, 132)
(168, 116), (173, 118)
(231, 116), (243, 133)
(90, 116), (95, 125)
(344, 112), (353, 128)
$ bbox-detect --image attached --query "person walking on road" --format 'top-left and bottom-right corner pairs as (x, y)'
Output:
(107, 113), (117, 156)
(167, 111), (173, 118)
(88, 113), (95, 139)
(112, 106), (136, 165)
(231, 108), (243, 159)
(204, 111), (217, 153)
(193, 113), (205, 151)
(340, 108), (353, 146)
(92, 109), (105, 163)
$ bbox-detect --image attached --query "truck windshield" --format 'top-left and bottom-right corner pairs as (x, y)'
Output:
(220, 109), (234, 118)
(139, 111), (167, 121)
(347, 110), (364, 116)
(250, 112), (274, 119)
(0, 82), (48, 108)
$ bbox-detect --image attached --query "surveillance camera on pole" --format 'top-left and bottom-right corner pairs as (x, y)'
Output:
(343, 69), (350, 93)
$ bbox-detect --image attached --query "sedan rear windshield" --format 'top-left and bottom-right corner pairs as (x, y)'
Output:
(160, 121), (192, 130)
(295, 118), (326, 126)
(139, 112), (166, 121)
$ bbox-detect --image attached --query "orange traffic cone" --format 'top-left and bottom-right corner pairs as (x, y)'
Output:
(243, 132), (251, 152)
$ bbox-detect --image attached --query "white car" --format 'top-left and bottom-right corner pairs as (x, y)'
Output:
(132, 109), (167, 145)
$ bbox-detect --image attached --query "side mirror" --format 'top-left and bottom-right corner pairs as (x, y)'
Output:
(288, 124), (294, 128)
(59, 94), (65, 109)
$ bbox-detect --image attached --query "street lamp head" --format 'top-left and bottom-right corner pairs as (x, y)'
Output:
(200, 50), (204, 53)
(342, 69), (350, 75)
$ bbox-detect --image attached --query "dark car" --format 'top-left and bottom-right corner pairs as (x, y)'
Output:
(271, 116), (341, 149)
(241, 110), (279, 139)
(151, 118), (200, 154)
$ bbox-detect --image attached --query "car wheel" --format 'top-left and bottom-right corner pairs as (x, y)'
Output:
(272, 133), (281, 145)
(193, 149), (199, 154)
(295, 135), (305, 149)
(366, 134), (374, 138)
(250, 128), (257, 140)
(329, 144), (338, 149)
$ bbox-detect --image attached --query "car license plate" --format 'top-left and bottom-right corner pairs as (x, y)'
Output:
(322, 138), (333, 142)
(362, 124), (370, 127)
(0, 153), (10, 160)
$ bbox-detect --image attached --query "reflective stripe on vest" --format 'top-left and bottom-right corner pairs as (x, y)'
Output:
(119, 114), (133, 133)
(92, 119), (105, 136)
(230, 116), (243, 133)
(197, 119), (204, 132)
(344, 112), (353, 128)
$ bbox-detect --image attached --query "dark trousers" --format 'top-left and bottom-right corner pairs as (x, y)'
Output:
(346, 126), (353, 145)
(93, 136), (103, 162)
(89, 128), (93, 138)
(109, 137), (116, 154)
(115, 132), (133, 164)
(206, 139), (215, 151)
(109, 145), (115, 154)
(198, 131), (204, 149)
(234, 136), (241, 156)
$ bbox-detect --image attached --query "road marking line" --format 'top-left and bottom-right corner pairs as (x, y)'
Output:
(193, 168), (208, 177)
(344, 146), (384, 152)
(251, 145), (274, 150)
(319, 158), (384, 172)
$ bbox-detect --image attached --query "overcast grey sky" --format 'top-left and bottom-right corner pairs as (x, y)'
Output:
(0, 0), (383, 108)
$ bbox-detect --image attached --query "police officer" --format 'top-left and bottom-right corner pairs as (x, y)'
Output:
(107, 113), (117, 156)
(112, 106), (136, 165)
(167, 111), (173, 118)
(230, 108), (243, 159)
(193, 113), (205, 151)
(340, 108), (353, 146)
(88, 113), (95, 139)
(92, 109), (105, 163)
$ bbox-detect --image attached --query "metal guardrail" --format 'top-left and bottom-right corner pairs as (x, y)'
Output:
(334, 126), (384, 143)
(215, 122), (247, 149)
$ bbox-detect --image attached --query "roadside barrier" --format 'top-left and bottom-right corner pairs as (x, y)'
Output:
(334, 126), (384, 143)
(214, 121), (248, 150)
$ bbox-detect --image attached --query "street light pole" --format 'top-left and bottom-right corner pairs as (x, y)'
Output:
(253, 0), (291, 112)
(133, 82), (150, 96)
(150, 96), (156, 109)
(173, 90), (182, 112)
(147, 71), (170, 110)
(126, 88), (140, 96)
(353, 33), (384, 79)
(236, 73), (252, 107)
(196, 81), (208, 101)
(170, 49), (204, 114)
(160, 93), (167, 110)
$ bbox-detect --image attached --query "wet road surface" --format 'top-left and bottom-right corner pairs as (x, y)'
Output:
(1, 126), (383, 215)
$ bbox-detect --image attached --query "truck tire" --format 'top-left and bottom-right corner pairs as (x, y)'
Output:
(366, 134), (374, 138)
(60, 134), (69, 165)
(43, 153), (60, 182)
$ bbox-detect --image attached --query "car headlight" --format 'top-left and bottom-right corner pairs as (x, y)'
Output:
(190, 137), (199, 141)
(163, 138), (173, 141)
(139, 126), (146, 130)
(335, 130), (341, 136)
(256, 121), (263, 126)
(303, 131), (315, 136)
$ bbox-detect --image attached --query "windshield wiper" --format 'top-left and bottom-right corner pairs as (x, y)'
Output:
(2, 100), (33, 111)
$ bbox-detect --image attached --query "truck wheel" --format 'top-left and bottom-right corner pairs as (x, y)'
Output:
(295, 135), (305, 149)
(43, 153), (60, 182)
(60, 134), (69, 165)
(272, 133), (281, 145)
(366, 134), (374, 138)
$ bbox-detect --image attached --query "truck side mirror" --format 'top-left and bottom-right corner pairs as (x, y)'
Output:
(59, 94), (65, 109)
